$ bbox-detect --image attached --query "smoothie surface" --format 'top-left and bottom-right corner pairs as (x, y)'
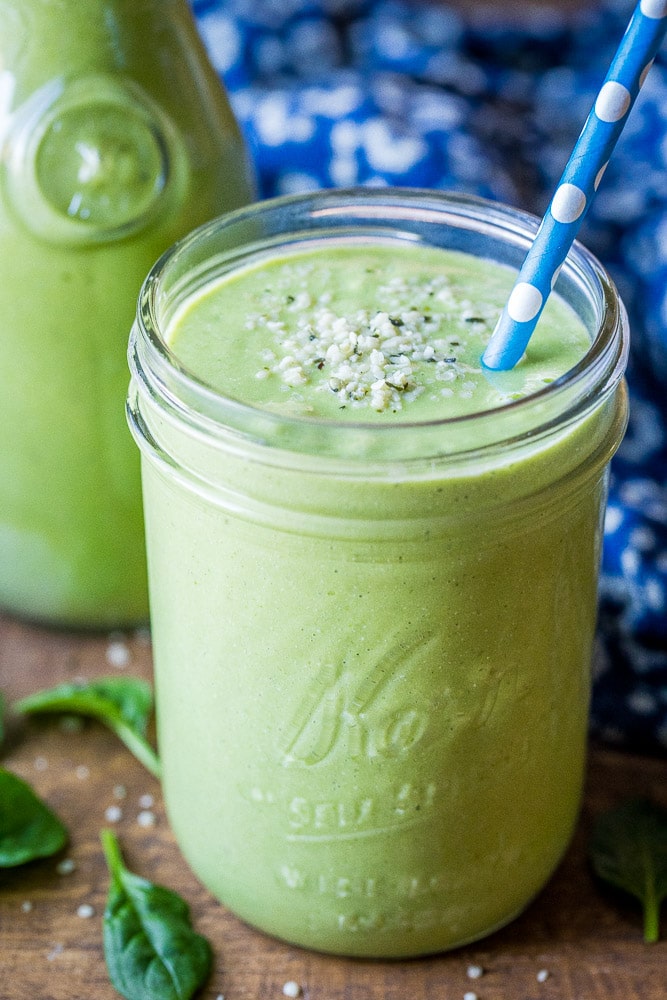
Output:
(167, 242), (590, 422)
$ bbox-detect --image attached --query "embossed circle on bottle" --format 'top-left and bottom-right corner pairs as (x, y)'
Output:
(35, 101), (167, 228)
(3, 75), (187, 245)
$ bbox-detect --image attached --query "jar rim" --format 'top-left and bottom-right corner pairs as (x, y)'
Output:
(129, 187), (628, 464)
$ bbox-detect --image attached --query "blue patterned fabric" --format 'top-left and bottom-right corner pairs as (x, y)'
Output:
(193, 0), (667, 753)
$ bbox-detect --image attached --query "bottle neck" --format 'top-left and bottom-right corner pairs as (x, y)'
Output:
(0, 0), (207, 245)
(2, 0), (194, 96)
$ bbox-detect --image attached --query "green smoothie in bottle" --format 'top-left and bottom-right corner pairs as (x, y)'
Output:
(0, 0), (254, 626)
(127, 191), (628, 957)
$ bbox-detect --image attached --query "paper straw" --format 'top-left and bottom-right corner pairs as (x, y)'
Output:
(482, 0), (667, 372)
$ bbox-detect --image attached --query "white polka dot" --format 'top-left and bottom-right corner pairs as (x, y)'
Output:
(254, 94), (315, 147)
(507, 283), (543, 323)
(627, 690), (658, 715)
(362, 118), (427, 173)
(640, 0), (667, 19)
(594, 162), (608, 190)
(106, 640), (130, 668)
(277, 171), (322, 195)
(551, 183), (587, 223)
(630, 526), (656, 551)
(621, 547), (640, 576)
(197, 15), (242, 75)
(645, 578), (664, 610)
(604, 505), (623, 533)
(595, 81), (631, 123)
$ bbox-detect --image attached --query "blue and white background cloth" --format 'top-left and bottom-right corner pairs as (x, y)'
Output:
(193, 0), (667, 753)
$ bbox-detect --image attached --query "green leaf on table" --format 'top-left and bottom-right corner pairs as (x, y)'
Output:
(589, 797), (667, 943)
(0, 767), (68, 867)
(101, 829), (212, 1000)
(14, 677), (161, 779)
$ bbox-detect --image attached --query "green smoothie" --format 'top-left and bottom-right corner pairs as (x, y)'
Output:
(168, 244), (589, 420)
(0, 0), (254, 626)
(129, 193), (628, 957)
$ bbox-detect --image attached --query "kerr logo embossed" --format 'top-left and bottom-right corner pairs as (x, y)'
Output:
(282, 631), (439, 766)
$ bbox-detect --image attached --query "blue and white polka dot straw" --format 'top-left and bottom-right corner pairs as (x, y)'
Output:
(482, 0), (667, 371)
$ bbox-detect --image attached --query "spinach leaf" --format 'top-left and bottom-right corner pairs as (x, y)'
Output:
(0, 767), (68, 867)
(101, 829), (212, 1000)
(15, 678), (161, 779)
(589, 797), (667, 943)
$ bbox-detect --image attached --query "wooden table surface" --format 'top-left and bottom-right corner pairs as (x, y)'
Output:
(1, 611), (666, 1000)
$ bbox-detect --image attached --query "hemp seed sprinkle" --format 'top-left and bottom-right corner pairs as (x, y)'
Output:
(250, 264), (485, 413)
(466, 965), (484, 979)
(537, 969), (550, 983)
(106, 640), (130, 668)
(77, 904), (95, 919)
(282, 981), (302, 998)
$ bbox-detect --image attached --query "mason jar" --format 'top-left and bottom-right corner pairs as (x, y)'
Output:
(127, 189), (628, 957)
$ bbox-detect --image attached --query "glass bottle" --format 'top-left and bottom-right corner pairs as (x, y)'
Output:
(0, 0), (255, 627)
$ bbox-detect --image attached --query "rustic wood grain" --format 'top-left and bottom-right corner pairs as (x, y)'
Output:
(1, 611), (666, 1000)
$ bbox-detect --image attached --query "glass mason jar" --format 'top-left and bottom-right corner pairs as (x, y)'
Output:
(128, 189), (628, 957)
(0, 0), (254, 627)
